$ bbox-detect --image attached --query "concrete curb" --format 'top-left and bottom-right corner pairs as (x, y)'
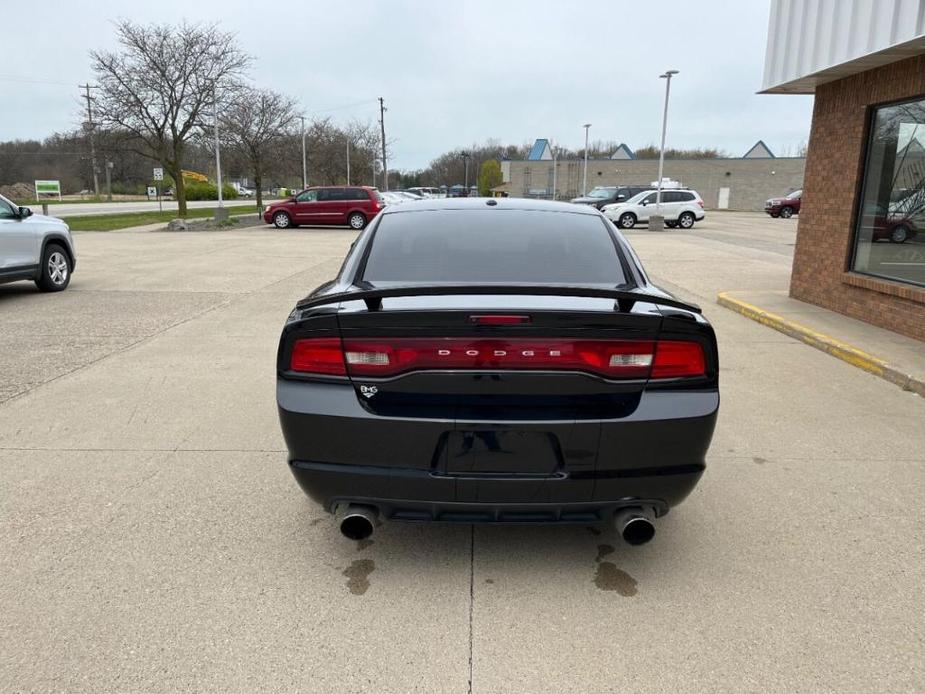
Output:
(717, 291), (925, 398)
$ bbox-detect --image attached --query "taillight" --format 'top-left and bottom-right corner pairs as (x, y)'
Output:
(290, 337), (346, 375)
(341, 338), (656, 378)
(289, 337), (706, 380)
(697, 200), (704, 208)
(651, 340), (706, 378)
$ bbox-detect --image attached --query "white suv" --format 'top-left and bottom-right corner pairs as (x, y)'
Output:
(602, 189), (705, 229)
(0, 194), (76, 292)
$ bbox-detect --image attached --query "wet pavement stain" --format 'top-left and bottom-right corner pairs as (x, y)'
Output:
(342, 559), (375, 595)
(593, 543), (637, 596)
(356, 539), (374, 551)
(753, 456), (768, 465)
(485, 578), (494, 584)
(309, 518), (325, 526)
(586, 526), (603, 536)
(594, 563), (638, 596)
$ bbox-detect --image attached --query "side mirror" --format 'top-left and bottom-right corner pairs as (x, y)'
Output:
(18, 206), (33, 218)
(641, 200), (648, 206)
(616, 195), (625, 201)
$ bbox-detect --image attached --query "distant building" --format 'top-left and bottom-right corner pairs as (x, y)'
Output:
(504, 141), (803, 211)
(762, 0), (925, 341)
(742, 140), (775, 159)
(526, 139), (553, 161)
(610, 144), (636, 160)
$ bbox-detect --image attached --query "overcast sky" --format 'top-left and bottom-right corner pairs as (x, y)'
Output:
(1, 0), (813, 169)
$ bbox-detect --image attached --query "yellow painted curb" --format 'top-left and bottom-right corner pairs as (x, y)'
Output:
(717, 292), (925, 398)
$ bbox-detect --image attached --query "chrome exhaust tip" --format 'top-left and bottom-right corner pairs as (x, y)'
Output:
(614, 507), (656, 546)
(337, 504), (378, 541)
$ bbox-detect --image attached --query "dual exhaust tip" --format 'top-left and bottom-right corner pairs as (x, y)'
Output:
(336, 503), (656, 546)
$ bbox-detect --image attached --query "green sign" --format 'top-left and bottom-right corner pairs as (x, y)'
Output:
(34, 180), (61, 197)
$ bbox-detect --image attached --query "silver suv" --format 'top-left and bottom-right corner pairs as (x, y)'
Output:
(0, 193), (76, 291)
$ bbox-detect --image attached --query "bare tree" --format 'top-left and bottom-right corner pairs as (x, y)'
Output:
(218, 87), (297, 208)
(90, 20), (251, 215)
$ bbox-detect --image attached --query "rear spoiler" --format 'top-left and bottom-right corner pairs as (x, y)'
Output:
(296, 285), (701, 314)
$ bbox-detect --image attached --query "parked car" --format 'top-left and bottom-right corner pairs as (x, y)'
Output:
(0, 193), (76, 292)
(765, 190), (802, 218)
(602, 189), (706, 229)
(381, 191), (420, 206)
(276, 198), (719, 545)
(861, 203), (919, 243)
(408, 187), (445, 199)
(263, 186), (384, 230)
(570, 185), (653, 209)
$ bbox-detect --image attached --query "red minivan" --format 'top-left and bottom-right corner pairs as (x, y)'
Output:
(263, 186), (383, 230)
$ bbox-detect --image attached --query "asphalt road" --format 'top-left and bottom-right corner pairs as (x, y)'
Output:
(1, 212), (923, 692)
(32, 198), (264, 218)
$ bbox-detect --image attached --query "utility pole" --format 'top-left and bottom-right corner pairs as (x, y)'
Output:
(105, 161), (113, 202)
(378, 97), (388, 191)
(551, 142), (557, 200)
(346, 137), (351, 185)
(462, 152), (470, 195)
(79, 84), (100, 198)
(299, 115), (307, 190)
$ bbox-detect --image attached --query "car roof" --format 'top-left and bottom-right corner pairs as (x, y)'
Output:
(379, 197), (601, 216)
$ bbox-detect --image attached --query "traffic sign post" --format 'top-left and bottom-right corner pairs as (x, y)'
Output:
(153, 168), (164, 212)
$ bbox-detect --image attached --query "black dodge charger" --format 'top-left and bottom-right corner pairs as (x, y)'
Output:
(277, 198), (719, 545)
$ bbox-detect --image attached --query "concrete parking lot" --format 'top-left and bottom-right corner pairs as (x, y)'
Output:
(1, 212), (923, 692)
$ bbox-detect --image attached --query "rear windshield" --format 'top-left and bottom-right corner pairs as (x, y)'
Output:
(361, 209), (626, 285)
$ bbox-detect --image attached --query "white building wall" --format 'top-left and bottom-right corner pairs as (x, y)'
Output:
(762, 0), (925, 93)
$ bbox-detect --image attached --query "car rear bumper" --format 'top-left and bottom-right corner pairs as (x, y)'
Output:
(278, 379), (717, 520)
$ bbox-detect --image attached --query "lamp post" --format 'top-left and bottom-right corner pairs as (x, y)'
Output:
(551, 142), (557, 200)
(582, 123), (591, 196)
(105, 161), (113, 202)
(213, 84), (226, 221)
(300, 115), (307, 190)
(462, 151), (470, 196)
(654, 69), (679, 225)
(346, 138), (351, 185)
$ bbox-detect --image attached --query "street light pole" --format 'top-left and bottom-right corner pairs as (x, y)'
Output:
(213, 85), (224, 215)
(346, 138), (351, 185)
(300, 115), (307, 190)
(105, 161), (113, 202)
(655, 70), (679, 218)
(462, 152), (470, 195)
(551, 142), (557, 200)
(582, 123), (591, 196)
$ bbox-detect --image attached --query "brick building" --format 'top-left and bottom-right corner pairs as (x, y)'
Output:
(763, 0), (925, 341)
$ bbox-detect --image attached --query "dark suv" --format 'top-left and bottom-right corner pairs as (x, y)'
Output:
(571, 185), (653, 209)
(264, 186), (383, 230)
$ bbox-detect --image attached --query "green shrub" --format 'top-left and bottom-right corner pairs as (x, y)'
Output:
(183, 182), (239, 201)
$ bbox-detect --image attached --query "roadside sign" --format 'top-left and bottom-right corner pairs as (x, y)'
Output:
(153, 168), (164, 181)
(147, 186), (157, 199)
(34, 180), (62, 199)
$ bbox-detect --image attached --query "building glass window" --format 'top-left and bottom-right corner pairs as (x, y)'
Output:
(853, 97), (925, 287)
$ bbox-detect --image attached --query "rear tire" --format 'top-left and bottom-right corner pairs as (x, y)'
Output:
(273, 211), (292, 229)
(618, 212), (637, 229)
(347, 212), (367, 230)
(678, 212), (696, 229)
(665, 221), (678, 229)
(890, 225), (910, 243)
(779, 206), (794, 219)
(35, 243), (71, 292)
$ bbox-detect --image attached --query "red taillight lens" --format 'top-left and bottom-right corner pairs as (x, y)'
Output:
(290, 337), (346, 375)
(341, 338), (656, 378)
(651, 340), (706, 378)
(697, 200), (704, 209)
(468, 315), (532, 325)
(289, 337), (706, 380)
